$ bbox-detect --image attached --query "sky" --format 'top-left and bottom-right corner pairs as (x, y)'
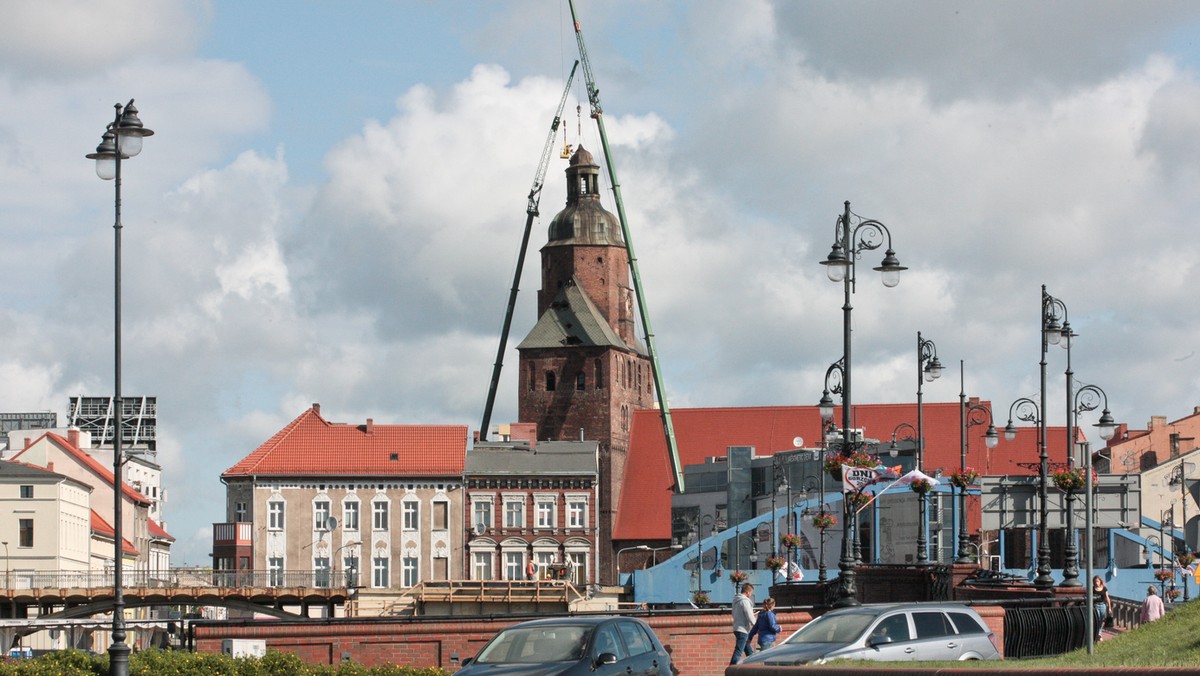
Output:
(4, 1), (1200, 566)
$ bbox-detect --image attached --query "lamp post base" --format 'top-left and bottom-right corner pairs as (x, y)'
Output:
(108, 639), (131, 676)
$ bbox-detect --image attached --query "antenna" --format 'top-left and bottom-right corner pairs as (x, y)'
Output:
(473, 522), (486, 536)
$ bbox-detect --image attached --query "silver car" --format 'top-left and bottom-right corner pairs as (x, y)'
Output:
(740, 603), (1001, 666)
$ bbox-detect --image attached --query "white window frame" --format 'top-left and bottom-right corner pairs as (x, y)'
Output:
(234, 501), (247, 522)
(314, 556), (331, 588)
(343, 500), (360, 532)
(313, 499), (331, 530)
(504, 551), (524, 580)
(471, 495), (494, 531)
(372, 556), (390, 588)
(268, 500), (285, 531)
(566, 493), (589, 529)
(473, 551), (494, 581)
(402, 556), (419, 588)
(268, 557), (284, 587)
(503, 495), (525, 529)
(534, 493), (557, 529)
(402, 500), (419, 531)
(373, 499), (390, 531)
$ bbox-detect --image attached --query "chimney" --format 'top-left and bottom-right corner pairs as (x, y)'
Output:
(68, 428), (81, 448)
(312, 403), (321, 415)
(365, 418), (374, 434)
(47, 461), (54, 472)
(24, 437), (33, 450)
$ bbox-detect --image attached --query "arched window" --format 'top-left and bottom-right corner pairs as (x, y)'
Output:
(594, 359), (603, 389)
(576, 372), (586, 391)
(546, 371), (557, 391)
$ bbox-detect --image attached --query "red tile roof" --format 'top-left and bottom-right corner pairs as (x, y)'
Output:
(90, 510), (139, 556)
(148, 518), (175, 541)
(614, 402), (1071, 541)
(10, 433), (151, 505)
(222, 404), (467, 478)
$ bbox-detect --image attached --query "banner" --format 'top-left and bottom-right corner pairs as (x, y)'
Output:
(842, 465), (878, 492)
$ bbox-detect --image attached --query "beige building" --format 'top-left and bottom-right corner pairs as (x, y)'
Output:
(0, 460), (92, 582)
(216, 404), (467, 592)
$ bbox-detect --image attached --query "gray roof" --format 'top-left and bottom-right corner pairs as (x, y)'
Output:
(0, 459), (69, 482)
(517, 280), (645, 354)
(466, 440), (599, 475)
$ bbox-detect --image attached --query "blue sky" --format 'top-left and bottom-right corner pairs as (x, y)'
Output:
(5, 1), (1200, 566)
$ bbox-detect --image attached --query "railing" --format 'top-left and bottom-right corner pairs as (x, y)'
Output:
(2, 568), (354, 591)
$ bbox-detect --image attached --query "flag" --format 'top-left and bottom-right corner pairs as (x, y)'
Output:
(897, 469), (941, 487)
(842, 465), (878, 492)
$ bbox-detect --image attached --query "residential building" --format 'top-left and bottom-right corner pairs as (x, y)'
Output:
(0, 461), (92, 581)
(464, 437), (599, 586)
(217, 404), (467, 593)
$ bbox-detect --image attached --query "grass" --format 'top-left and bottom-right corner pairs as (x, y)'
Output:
(830, 599), (1199, 669)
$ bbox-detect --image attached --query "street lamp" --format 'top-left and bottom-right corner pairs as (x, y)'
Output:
(649, 544), (683, 566)
(1167, 459), (1194, 601)
(615, 545), (650, 581)
(888, 422), (920, 561)
(1074, 382), (1114, 654)
(916, 332), (943, 564)
(1003, 397), (1052, 587)
(818, 200), (906, 608)
(693, 514), (715, 595)
(86, 99), (153, 676)
(957, 361), (997, 564)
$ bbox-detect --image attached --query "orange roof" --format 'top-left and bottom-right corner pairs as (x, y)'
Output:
(10, 432), (151, 505)
(222, 404), (467, 478)
(615, 402), (1071, 541)
(90, 510), (139, 556)
(148, 518), (175, 541)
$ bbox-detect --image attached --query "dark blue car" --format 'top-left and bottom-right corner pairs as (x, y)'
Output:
(457, 616), (672, 675)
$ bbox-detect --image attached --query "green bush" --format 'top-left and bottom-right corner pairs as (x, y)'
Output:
(0, 649), (449, 676)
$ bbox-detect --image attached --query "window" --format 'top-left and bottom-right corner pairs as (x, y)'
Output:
(593, 625), (627, 661)
(528, 363), (535, 391)
(948, 611), (987, 635)
(433, 501), (448, 530)
(18, 518), (33, 548)
(344, 501), (360, 531)
(567, 552), (586, 584)
(545, 371), (556, 391)
(505, 552), (524, 580)
(576, 372), (585, 391)
(402, 557), (419, 587)
(234, 501), (247, 522)
(617, 620), (654, 656)
(268, 500), (284, 530)
(535, 498), (556, 528)
(505, 500), (525, 529)
(873, 613), (911, 642)
(434, 557), (449, 580)
(595, 359), (603, 389)
(314, 557), (331, 588)
(344, 556), (360, 587)
(473, 551), (494, 580)
(19, 485), (32, 499)
(372, 557), (390, 588)
(568, 499), (587, 529)
(268, 557), (284, 587)
(373, 500), (389, 531)
(314, 500), (331, 530)
(473, 499), (493, 530)
(913, 611), (955, 639)
(402, 501), (419, 531)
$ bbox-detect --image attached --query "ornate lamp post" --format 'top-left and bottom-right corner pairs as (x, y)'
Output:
(1167, 459), (1195, 601)
(86, 99), (153, 676)
(957, 361), (997, 564)
(1074, 382), (1115, 654)
(1003, 397), (1052, 587)
(916, 333), (943, 563)
(693, 513), (715, 595)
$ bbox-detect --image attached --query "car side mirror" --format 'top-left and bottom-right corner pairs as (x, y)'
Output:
(595, 652), (618, 666)
(868, 634), (893, 647)
(460, 657), (473, 666)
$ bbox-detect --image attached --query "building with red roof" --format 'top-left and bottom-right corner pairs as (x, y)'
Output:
(217, 403), (467, 595)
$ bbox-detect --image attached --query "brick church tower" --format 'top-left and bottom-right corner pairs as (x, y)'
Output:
(517, 146), (654, 582)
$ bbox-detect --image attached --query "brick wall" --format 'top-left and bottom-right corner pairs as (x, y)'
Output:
(194, 609), (813, 675)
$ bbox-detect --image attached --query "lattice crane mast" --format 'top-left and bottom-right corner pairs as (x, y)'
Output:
(479, 60), (579, 441)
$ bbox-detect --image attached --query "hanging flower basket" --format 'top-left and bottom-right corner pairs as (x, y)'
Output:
(846, 491), (872, 509)
(812, 513), (837, 530)
(781, 533), (803, 549)
(1051, 467), (1094, 491)
(947, 467), (981, 489)
(910, 479), (934, 495)
(692, 591), (710, 606)
(1155, 568), (1175, 582)
(1179, 552), (1198, 568)
(766, 556), (786, 571)
(1166, 587), (1183, 602)
(729, 570), (749, 584)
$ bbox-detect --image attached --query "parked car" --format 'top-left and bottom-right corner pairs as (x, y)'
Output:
(740, 602), (1001, 666)
(457, 615), (673, 675)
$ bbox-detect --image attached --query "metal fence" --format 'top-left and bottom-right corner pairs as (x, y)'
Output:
(5, 568), (353, 591)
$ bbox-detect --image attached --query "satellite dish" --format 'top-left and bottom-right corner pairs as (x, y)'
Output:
(792, 436), (804, 448)
(473, 522), (486, 536)
(324, 517), (338, 532)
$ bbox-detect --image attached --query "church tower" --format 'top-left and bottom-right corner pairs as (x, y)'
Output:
(517, 147), (654, 582)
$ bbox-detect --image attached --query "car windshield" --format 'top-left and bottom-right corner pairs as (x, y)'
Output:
(475, 625), (592, 664)
(785, 612), (876, 645)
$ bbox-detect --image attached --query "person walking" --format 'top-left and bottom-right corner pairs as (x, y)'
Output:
(1092, 575), (1111, 641)
(730, 583), (756, 665)
(1141, 585), (1165, 623)
(747, 597), (782, 652)
(526, 558), (537, 581)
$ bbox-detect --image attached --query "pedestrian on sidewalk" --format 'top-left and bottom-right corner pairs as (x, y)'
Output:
(1092, 575), (1111, 641)
(747, 597), (781, 652)
(730, 583), (756, 665)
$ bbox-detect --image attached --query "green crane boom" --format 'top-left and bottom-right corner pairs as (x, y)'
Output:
(568, 0), (685, 492)
(479, 60), (579, 441)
